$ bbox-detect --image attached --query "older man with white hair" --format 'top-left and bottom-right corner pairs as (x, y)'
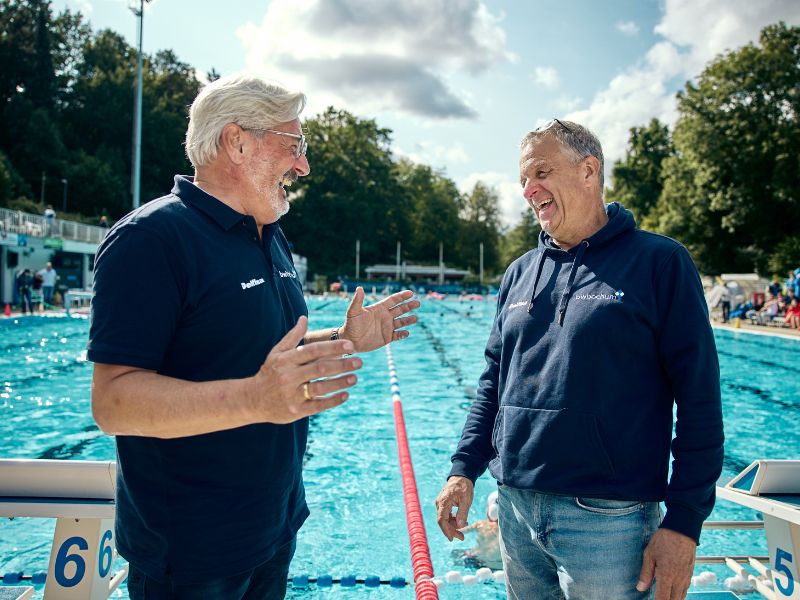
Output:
(88, 74), (418, 599)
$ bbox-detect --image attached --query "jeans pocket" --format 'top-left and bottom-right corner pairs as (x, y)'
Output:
(574, 497), (642, 515)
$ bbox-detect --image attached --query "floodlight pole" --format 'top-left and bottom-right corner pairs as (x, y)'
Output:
(439, 242), (444, 285)
(61, 179), (68, 213)
(131, 0), (147, 209)
(479, 242), (484, 286)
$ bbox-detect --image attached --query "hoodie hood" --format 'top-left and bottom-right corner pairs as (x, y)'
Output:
(529, 202), (636, 324)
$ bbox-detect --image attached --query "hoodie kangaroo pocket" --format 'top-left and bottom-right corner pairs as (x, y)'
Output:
(494, 406), (615, 488)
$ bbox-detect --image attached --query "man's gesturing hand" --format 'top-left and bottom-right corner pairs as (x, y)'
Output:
(250, 316), (362, 424)
(435, 476), (474, 541)
(637, 528), (696, 600)
(341, 287), (420, 353)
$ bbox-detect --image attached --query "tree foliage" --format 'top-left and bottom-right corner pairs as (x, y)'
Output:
(0, 1), (506, 279)
(457, 181), (502, 274)
(606, 118), (674, 224)
(646, 22), (800, 274)
(501, 209), (540, 267)
(0, 1), (196, 217)
(280, 108), (410, 276)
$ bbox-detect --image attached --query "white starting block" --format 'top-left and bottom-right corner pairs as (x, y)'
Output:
(0, 459), (126, 600)
(718, 460), (800, 600)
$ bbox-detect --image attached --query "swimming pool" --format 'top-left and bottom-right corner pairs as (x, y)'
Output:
(1, 298), (798, 598)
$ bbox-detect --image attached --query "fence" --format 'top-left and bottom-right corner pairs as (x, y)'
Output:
(0, 207), (107, 245)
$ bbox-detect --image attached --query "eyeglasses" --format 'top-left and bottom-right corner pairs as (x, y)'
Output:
(535, 118), (574, 134)
(241, 127), (308, 158)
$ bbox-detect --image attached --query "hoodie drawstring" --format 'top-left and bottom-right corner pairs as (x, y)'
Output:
(557, 240), (589, 325)
(527, 249), (550, 313)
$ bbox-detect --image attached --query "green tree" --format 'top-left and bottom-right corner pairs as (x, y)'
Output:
(649, 22), (800, 273)
(606, 119), (674, 223)
(140, 49), (200, 202)
(0, 0), (37, 123)
(280, 108), (410, 277)
(501, 209), (541, 268)
(0, 149), (31, 205)
(28, 0), (55, 112)
(58, 30), (198, 216)
(393, 159), (462, 268)
(457, 181), (502, 275)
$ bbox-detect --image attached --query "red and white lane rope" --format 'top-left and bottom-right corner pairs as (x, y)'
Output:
(386, 345), (439, 600)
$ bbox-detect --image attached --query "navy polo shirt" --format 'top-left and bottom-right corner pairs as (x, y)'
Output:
(87, 175), (309, 584)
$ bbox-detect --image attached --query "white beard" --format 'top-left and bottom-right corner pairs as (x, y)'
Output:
(246, 161), (289, 218)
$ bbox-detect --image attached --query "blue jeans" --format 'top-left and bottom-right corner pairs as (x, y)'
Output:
(497, 486), (661, 600)
(126, 537), (296, 600)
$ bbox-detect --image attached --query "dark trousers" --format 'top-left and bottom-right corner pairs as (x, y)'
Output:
(126, 537), (296, 600)
(19, 288), (32, 314)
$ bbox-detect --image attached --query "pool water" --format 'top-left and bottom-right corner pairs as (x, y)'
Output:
(0, 298), (798, 598)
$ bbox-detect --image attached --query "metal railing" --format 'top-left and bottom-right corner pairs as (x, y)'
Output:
(0, 207), (107, 244)
(697, 519), (767, 565)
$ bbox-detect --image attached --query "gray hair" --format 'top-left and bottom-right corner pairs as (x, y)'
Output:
(185, 73), (307, 167)
(521, 120), (605, 189)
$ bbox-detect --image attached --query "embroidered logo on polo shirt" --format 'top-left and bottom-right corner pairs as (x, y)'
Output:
(278, 270), (297, 279)
(241, 278), (266, 290)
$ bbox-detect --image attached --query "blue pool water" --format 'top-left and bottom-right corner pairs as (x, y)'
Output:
(1, 299), (798, 598)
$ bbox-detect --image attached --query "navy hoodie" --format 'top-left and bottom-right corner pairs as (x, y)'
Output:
(449, 203), (723, 542)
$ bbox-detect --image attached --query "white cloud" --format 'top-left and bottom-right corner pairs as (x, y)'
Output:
(553, 94), (583, 114)
(393, 141), (470, 169)
(616, 21), (640, 36)
(459, 171), (524, 226)
(655, 0), (800, 74)
(236, 0), (514, 120)
(65, 0), (93, 14)
(566, 0), (800, 183)
(533, 66), (560, 90)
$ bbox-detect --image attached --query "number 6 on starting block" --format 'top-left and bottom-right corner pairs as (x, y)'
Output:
(46, 518), (115, 600)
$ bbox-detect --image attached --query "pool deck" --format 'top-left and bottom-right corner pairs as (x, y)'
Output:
(712, 319), (800, 339)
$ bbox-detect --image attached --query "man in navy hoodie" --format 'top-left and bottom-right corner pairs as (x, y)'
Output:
(435, 120), (723, 600)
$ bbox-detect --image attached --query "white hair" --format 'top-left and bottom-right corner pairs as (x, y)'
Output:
(521, 120), (605, 189)
(185, 73), (306, 167)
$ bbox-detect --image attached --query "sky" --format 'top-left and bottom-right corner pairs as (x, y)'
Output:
(52, 0), (800, 226)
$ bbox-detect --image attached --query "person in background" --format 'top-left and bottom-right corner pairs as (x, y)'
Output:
(460, 492), (502, 570)
(436, 119), (723, 600)
(31, 270), (44, 311)
(99, 215), (110, 229)
(784, 297), (800, 329)
(755, 293), (782, 325)
(88, 73), (419, 600)
(43, 204), (56, 234)
(16, 268), (33, 314)
(785, 270), (796, 295)
(720, 283), (731, 323)
(767, 275), (782, 298)
(37, 262), (58, 306)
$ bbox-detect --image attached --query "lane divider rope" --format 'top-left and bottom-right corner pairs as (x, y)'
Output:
(386, 344), (438, 600)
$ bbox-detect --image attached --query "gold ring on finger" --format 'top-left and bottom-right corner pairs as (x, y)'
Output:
(303, 382), (312, 400)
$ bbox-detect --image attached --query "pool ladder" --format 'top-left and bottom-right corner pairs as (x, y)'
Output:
(697, 519), (776, 599)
